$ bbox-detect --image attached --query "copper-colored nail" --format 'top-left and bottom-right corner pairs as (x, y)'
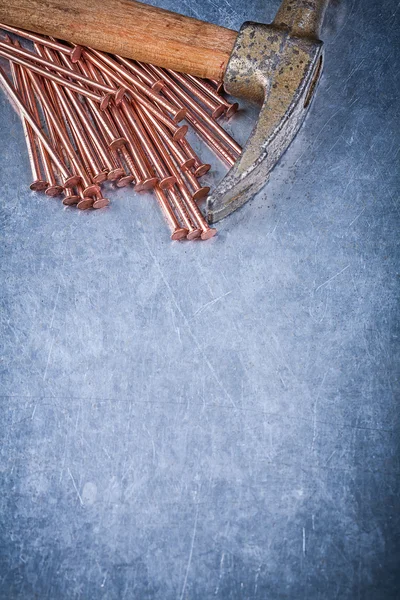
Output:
(115, 145), (138, 186)
(108, 101), (157, 190)
(135, 102), (201, 238)
(89, 48), (186, 122)
(77, 197), (94, 210)
(134, 104), (193, 170)
(156, 127), (195, 170)
(11, 38), (64, 195)
(63, 188), (80, 205)
(24, 63), (72, 190)
(210, 79), (225, 94)
(83, 50), (187, 140)
(185, 74), (238, 118)
(8, 51), (48, 191)
(182, 168), (210, 202)
(172, 72), (225, 119)
(37, 45), (106, 187)
(99, 67), (161, 189)
(25, 67), (93, 189)
(116, 173), (135, 187)
(93, 189), (110, 209)
(71, 55), (127, 151)
(76, 184), (95, 210)
(151, 65), (242, 155)
(45, 50), (114, 183)
(18, 67), (64, 195)
(119, 57), (164, 92)
(79, 58), (128, 152)
(120, 99), (176, 189)
(166, 186), (202, 240)
(153, 185), (188, 240)
(186, 112), (237, 167)
(136, 103), (214, 239)
(0, 65), (79, 186)
(178, 138), (211, 177)
(144, 65), (236, 164)
(165, 68), (241, 152)
(40, 44), (117, 188)
(105, 149), (125, 181)
(0, 41), (114, 106)
(0, 46), (110, 108)
(0, 23), (82, 61)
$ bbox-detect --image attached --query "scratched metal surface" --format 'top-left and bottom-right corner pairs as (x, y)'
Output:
(0, 0), (399, 598)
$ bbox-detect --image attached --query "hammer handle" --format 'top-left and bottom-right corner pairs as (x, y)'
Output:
(0, 0), (238, 80)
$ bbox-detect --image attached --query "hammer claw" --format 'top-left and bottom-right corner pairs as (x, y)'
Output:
(207, 16), (325, 223)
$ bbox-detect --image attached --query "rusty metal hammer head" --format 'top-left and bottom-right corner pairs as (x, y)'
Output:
(207, 0), (330, 223)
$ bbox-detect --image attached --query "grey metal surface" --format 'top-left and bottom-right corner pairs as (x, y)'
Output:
(0, 0), (399, 598)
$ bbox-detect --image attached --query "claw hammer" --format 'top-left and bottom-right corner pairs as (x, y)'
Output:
(0, 0), (330, 222)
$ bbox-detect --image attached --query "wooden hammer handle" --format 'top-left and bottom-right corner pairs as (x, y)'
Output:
(0, 0), (238, 80)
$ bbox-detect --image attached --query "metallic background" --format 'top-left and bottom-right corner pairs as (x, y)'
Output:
(0, 0), (399, 598)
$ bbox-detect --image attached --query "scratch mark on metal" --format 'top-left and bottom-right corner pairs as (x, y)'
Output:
(43, 336), (55, 381)
(194, 291), (232, 316)
(68, 468), (84, 506)
(180, 504), (199, 600)
(348, 206), (366, 227)
(315, 264), (350, 292)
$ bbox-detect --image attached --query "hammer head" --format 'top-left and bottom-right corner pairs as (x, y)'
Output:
(206, 21), (324, 223)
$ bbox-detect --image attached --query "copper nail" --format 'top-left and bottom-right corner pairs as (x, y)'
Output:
(136, 103), (214, 239)
(77, 198), (94, 210)
(25, 67), (93, 189)
(37, 45), (106, 188)
(153, 185), (188, 240)
(116, 174), (135, 187)
(108, 101), (157, 190)
(209, 79), (225, 94)
(151, 65), (242, 155)
(0, 41), (113, 105)
(20, 74), (64, 195)
(166, 187), (202, 240)
(172, 72), (225, 119)
(120, 99), (176, 189)
(24, 63), (72, 187)
(182, 168), (210, 202)
(144, 65), (236, 164)
(72, 56), (127, 150)
(0, 65), (79, 185)
(93, 189), (110, 209)
(13, 38), (65, 194)
(8, 52), (48, 191)
(186, 112), (237, 167)
(115, 146), (138, 186)
(119, 57), (164, 92)
(63, 188), (80, 205)
(178, 138), (211, 177)
(106, 149), (125, 182)
(89, 48), (186, 122)
(134, 103), (193, 170)
(40, 44), (114, 186)
(185, 74), (238, 117)
(0, 23), (82, 61)
(99, 68), (161, 189)
(83, 50), (187, 139)
(135, 102), (201, 238)
(76, 184), (95, 210)
(79, 58), (128, 152)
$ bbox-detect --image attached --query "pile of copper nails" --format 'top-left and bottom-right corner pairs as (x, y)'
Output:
(0, 23), (242, 241)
